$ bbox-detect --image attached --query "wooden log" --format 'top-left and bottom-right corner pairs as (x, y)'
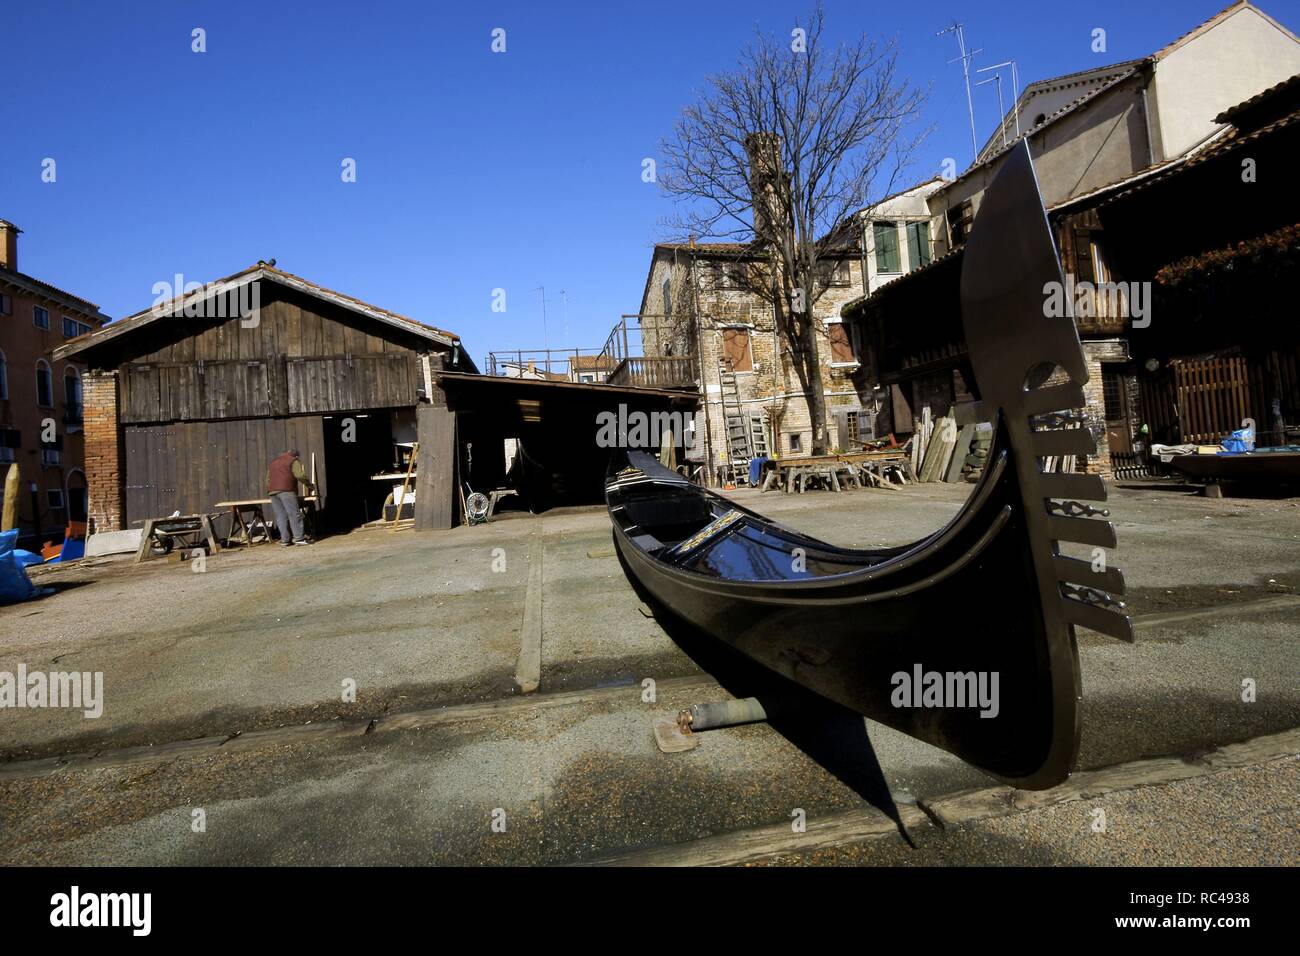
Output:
(1, 463), (18, 532)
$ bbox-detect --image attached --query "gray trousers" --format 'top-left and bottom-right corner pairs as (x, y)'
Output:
(269, 491), (305, 543)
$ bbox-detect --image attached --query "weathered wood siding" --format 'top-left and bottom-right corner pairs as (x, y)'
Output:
(124, 416), (327, 525)
(116, 286), (427, 424)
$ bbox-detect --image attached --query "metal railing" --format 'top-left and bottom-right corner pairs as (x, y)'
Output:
(486, 348), (614, 381)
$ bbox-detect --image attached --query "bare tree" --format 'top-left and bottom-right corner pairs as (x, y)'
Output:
(660, 3), (927, 453)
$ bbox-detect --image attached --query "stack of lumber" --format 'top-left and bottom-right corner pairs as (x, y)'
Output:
(919, 417), (957, 482)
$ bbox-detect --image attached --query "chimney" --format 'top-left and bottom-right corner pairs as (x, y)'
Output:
(744, 133), (786, 240)
(0, 220), (19, 272)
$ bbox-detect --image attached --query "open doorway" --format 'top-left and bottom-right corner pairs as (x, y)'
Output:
(320, 412), (396, 532)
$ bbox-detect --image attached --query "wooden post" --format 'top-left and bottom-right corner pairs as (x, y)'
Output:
(1, 464), (18, 532)
(391, 442), (418, 530)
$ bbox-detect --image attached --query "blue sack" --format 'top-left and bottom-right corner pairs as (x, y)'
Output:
(1221, 426), (1255, 454)
(0, 528), (39, 605)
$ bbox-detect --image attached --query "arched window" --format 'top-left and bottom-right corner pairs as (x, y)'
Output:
(35, 359), (53, 408)
(64, 367), (83, 424)
(67, 468), (88, 522)
(0, 348), (8, 401)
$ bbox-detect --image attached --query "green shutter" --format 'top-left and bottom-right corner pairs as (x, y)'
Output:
(874, 222), (901, 274)
(907, 221), (931, 271)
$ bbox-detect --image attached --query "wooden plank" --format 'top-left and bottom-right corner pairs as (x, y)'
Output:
(944, 423), (974, 482)
(414, 405), (456, 529)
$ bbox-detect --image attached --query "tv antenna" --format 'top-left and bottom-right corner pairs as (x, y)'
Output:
(977, 60), (1022, 143)
(975, 74), (1007, 150)
(938, 22), (981, 164)
(535, 285), (549, 351)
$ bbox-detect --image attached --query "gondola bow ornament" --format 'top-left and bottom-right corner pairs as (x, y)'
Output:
(606, 141), (1131, 789)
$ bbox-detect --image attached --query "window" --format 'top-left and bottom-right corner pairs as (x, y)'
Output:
(36, 360), (53, 407)
(662, 278), (672, 320)
(707, 260), (749, 290)
(0, 293), (11, 315)
(906, 221), (932, 271)
(63, 316), (92, 338)
(34, 305), (49, 330)
(0, 429), (16, 465)
(40, 437), (62, 468)
(947, 200), (975, 246)
(721, 327), (753, 372)
(846, 411), (861, 443)
(1102, 367), (1126, 422)
(816, 259), (852, 287)
(1072, 227), (1097, 284)
(789, 433), (803, 453)
(64, 368), (83, 423)
(873, 222), (901, 274)
(827, 321), (857, 365)
(0, 348), (7, 400)
(47, 489), (65, 512)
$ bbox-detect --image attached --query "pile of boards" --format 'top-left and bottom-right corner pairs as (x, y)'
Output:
(910, 409), (991, 484)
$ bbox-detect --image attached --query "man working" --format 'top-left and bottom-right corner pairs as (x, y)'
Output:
(266, 449), (316, 546)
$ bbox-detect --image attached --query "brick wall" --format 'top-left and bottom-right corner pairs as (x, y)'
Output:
(83, 370), (124, 532)
(1080, 338), (1130, 479)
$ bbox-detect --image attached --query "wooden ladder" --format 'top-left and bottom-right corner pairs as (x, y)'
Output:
(718, 358), (751, 484)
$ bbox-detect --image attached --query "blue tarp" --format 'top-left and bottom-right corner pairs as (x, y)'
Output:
(749, 456), (770, 486)
(0, 528), (40, 605)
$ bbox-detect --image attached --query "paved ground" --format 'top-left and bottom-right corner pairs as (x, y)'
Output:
(0, 477), (1296, 865)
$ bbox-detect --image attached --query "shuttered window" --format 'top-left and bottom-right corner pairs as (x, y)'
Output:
(721, 327), (752, 372)
(906, 221), (931, 271)
(874, 222), (901, 274)
(827, 322), (856, 364)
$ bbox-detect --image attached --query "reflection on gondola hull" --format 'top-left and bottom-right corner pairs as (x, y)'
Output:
(607, 433), (1064, 788)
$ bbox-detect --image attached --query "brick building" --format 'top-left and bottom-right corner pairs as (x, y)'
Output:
(0, 219), (110, 547)
(634, 239), (868, 480)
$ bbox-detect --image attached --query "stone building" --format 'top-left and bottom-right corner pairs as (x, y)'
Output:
(634, 239), (866, 480)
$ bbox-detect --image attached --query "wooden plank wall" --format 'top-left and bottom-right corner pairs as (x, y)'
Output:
(1139, 347), (1300, 445)
(117, 287), (429, 424)
(124, 417), (327, 526)
(286, 354), (420, 414)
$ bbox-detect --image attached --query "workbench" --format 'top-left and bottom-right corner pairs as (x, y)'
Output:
(133, 514), (223, 564)
(760, 450), (913, 493)
(215, 497), (320, 546)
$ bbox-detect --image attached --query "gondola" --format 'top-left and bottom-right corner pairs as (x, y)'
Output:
(606, 141), (1132, 790)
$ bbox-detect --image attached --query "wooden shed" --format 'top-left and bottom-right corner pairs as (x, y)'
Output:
(52, 263), (473, 535)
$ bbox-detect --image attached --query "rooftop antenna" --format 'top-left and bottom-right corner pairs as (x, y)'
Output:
(978, 60), (1022, 142)
(975, 73), (1008, 150)
(939, 22), (981, 164)
(536, 285), (549, 353)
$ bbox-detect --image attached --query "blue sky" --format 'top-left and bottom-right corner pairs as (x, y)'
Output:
(4, 0), (1297, 365)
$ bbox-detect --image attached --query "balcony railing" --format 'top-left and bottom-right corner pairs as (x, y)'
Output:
(607, 356), (698, 389)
